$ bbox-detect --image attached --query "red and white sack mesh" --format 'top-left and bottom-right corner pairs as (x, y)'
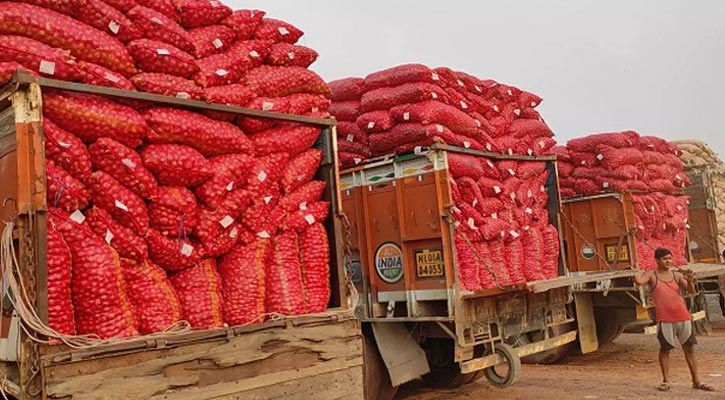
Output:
(505, 237), (526, 285)
(235, 96), (291, 133)
(253, 18), (303, 44)
(141, 144), (213, 187)
(131, 73), (204, 99)
(126, 6), (195, 54)
(280, 149), (323, 194)
(542, 224), (560, 279)
(143, 0), (180, 22)
(567, 131), (640, 153)
(522, 226), (546, 281)
(454, 233), (480, 291)
(218, 238), (269, 325)
(221, 9), (265, 40)
(390, 101), (479, 138)
(473, 241), (496, 289)
(368, 123), (455, 155)
(127, 39), (198, 78)
(447, 153), (487, 179)
(189, 24), (236, 58)
(194, 154), (254, 208)
(265, 231), (305, 315)
(46, 160), (90, 212)
(241, 66), (330, 98)
(242, 186), (284, 235)
(0, 3), (137, 76)
(44, 118), (92, 182)
(281, 201), (330, 233)
(71, 0), (142, 43)
(245, 153), (289, 194)
(357, 110), (396, 133)
(194, 189), (252, 256)
(144, 107), (254, 156)
(49, 209), (138, 339)
(88, 138), (158, 199)
(120, 258), (181, 334)
(169, 259), (224, 329)
(46, 223), (75, 335)
(596, 145), (644, 170)
(360, 82), (448, 113)
(203, 84), (256, 121)
(250, 123), (321, 157)
(175, 0), (232, 29)
(43, 91), (148, 148)
(76, 62), (135, 90)
(337, 121), (368, 147)
(148, 186), (198, 237)
(0, 61), (34, 85)
(329, 102), (361, 122)
(146, 229), (201, 271)
(487, 239), (512, 286)
(299, 223), (330, 313)
(193, 40), (268, 88)
(278, 181), (326, 213)
(266, 43), (318, 68)
(85, 207), (148, 262)
(362, 63), (441, 92)
(86, 171), (149, 233)
(329, 77), (364, 102)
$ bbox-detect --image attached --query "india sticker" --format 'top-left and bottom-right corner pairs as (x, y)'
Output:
(374, 242), (404, 284)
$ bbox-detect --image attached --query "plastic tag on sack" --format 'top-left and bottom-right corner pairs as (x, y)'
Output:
(278, 27), (290, 35)
(414, 146), (424, 155)
(225, 181), (234, 192)
(525, 207), (533, 214)
(229, 227), (238, 238)
(104, 72), (120, 83)
(213, 38), (224, 49)
(58, 141), (72, 149)
(463, 141), (471, 149)
(513, 109), (521, 116)
(176, 92), (190, 99)
(527, 149), (534, 156)
(493, 105), (499, 112)
(435, 124), (444, 133)
(538, 140), (546, 149)
(346, 134), (354, 142)
(431, 72), (440, 81)
(541, 185), (546, 192)
(677, 205), (683, 211)
(180, 243), (193, 257)
(486, 160), (494, 168)
(257, 171), (267, 182)
(304, 214), (315, 225)
(475, 85), (482, 93)
(507, 89), (513, 96)
(210, 0), (221, 7)
(367, 121), (375, 129)
(219, 215), (234, 228)
(457, 79), (465, 87)
(104, 229), (114, 245)
(69, 210), (85, 224)
(510, 230), (520, 239)
(156, 48), (170, 56)
(262, 101), (274, 111)
(311, 107), (319, 112)
(472, 198), (478, 207)
(467, 218), (476, 230)
(486, 143), (493, 151)
(453, 221), (461, 228)
(257, 230), (270, 239)
(121, 158), (136, 169)
(510, 192), (516, 200)
(508, 168), (516, 176)
(460, 101), (468, 109)
(39, 61), (56, 75)
(249, 50), (260, 58)
(299, 202), (307, 210)
(474, 119), (482, 127)
(263, 196), (273, 204)
(287, 52), (296, 60)
(522, 225), (530, 231)
(403, 112), (410, 121)
(531, 101), (537, 107)
(596, 154), (604, 161)
(151, 17), (164, 25)
(429, 91), (439, 100)
(491, 212), (498, 219)
(527, 189), (533, 198)
(580, 160), (587, 166)
(108, 20), (121, 34)
(215, 69), (229, 76)
(114, 200), (129, 212)
(507, 149), (514, 156)
(494, 186), (501, 194)
(354, 158), (362, 164)
(602, 181), (610, 188)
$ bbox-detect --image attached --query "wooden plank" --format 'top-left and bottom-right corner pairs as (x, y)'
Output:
(43, 319), (363, 400)
(573, 293), (599, 354)
(528, 270), (636, 293)
(431, 143), (557, 161)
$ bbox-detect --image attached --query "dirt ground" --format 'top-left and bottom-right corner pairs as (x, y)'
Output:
(398, 299), (725, 400)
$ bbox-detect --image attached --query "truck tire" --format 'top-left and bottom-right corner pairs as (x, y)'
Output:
(483, 343), (522, 388)
(518, 324), (573, 364)
(362, 324), (398, 400)
(421, 338), (482, 388)
(594, 310), (625, 347)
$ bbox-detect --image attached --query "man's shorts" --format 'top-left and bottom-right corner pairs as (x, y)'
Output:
(657, 321), (697, 350)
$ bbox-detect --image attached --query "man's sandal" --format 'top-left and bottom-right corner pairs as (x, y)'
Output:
(693, 382), (716, 392)
(658, 382), (671, 392)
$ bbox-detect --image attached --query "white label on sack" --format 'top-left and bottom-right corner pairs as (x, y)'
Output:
(486, 143), (492, 151)
(69, 210), (85, 224)
(527, 149), (534, 156)
(514, 109), (521, 116)
(467, 218), (476, 229)
(528, 189), (533, 198)
(121, 158), (136, 169)
(539, 140), (546, 148)
(299, 201), (308, 210)
(283, 51), (295, 60)
(215, 69), (229, 76)
(58, 141), (72, 149)
(220, 215), (235, 228)
(210, 0), (221, 7)
(677, 205), (683, 211)
(104, 72), (120, 83)
(526, 207), (533, 214)
(257, 230), (271, 239)
(460, 101), (468, 109)
(229, 227), (238, 238)
(541, 185), (546, 192)
(472, 198), (478, 207)
(510, 230), (520, 239)
(475, 119), (482, 127)
(104, 229), (114, 245)
(581, 160), (587, 166)
(452, 206), (461, 214)
(508, 168), (516, 176)
(508, 149), (514, 156)
(180, 243), (193, 257)
(225, 181), (234, 192)
(156, 48), (170, 56)
(346, 134), (355, 142)
(39, 60), (55, 75)
(108, 20), (120, 34)
(414, 146), (424, 155)
(114, 200), (129, 212)
(151, 17), (164, 25)
(523, 225), (530, 231)
(354, 157), (362, 164)
(457, 79), (465, 87)
(510, 192), (516, 200)
(249, 50), (260, 58)
(491, 212), (498, 219)
(453, 221), (461, 228)
(263, 196), (273, 204)
(278, 27), (290, 35)
(475, 85), (482, 92)
(531, 101), (537, 107)
(486, 160), (494, 168)
(403, 112), (410, 121)
(507, 89), (513, 96)
(257, 170), (267, 182)
(431, 72), (440, 81)
(435, 124), (444, 133)
(176, 92), (190, 99)
(367, 121), (375, 129)
(500, 231), (506, 238)
(262, 101), (275, 111)
(304, 214), (315, 225)
(494, 186), (501, 194)
(213, 38), (224, 49)
(596, 154), (604, 161)
(431, 92), (438, 99)
(311, 106), (319, 112)
(463, 141), (471, 149)
(493, 105), (500, 112)
(651, 206), (656, 212)
(602, 181), (610, 188)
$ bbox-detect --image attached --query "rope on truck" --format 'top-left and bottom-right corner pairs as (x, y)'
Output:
(558, 211), (618, 271)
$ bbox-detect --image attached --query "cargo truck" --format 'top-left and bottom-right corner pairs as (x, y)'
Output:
(0, 72), (363, 400)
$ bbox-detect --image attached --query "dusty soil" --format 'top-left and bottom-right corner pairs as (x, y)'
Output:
(398, 298), (725, 400)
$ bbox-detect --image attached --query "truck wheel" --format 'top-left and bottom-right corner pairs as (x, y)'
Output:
(483, 343), (522, 388)
(518, 324), (573, 364)
(421, 339), (482, 388)
(362, 325), (398, 400)
(594, 310), (625, 347)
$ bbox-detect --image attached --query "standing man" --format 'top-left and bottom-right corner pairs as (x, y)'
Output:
(633, 247), (715, 392)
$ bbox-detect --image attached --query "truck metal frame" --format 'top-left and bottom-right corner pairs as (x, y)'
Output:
(0, 72), (363, 400)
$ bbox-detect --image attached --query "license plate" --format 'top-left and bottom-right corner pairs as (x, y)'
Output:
(415, 249), (444, 278)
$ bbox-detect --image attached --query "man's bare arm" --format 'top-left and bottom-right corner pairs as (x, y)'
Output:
(632, 271), (651, 286)
(676, 270), (696, 294)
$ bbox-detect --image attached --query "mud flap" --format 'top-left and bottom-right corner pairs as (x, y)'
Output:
(371, 322), (430, 386)
(573, 293), (599, 354)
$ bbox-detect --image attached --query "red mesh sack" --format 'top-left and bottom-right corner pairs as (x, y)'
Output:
(473, 241), (495, 289)
(493, 137), (528, 156)
(458, 202), (485, 228)
(144, 0), (179, 21)
(368, 123), (456, 155)
(146, 229), (201, 271)
(246, 153), (289, 194)
(329, 77), (364, 102)
(281, 201), (330, 233)
(266, 231), (305, 315)
(241, 66), (329, 98)
(77, 62), (135, 90)
(253, 18), (303, 44)
(638, 135), (671, 153)
(643, 150), (667, 165)
(553, 146), (571, 161)
(363, 64), (441, 92)
(338, 152), (366, 167)
(203, 84), (255, 107)
(242, 187), (285, 235)
(360, 82), (448, 113)
(542, 224), (560, 279)
(44, 119), (92, 182)
(390, 101), (479, 138)
(505, 239), (526, 284)
(7, 0), (72, 13)
(496, 160), (519, 179)
(72, 0), (143, 43)
(194, 189), (252, 256)
(557, 162), (575, 178)
(174, 0), (232, 28)
(0, 35), (80, 81)
(88, 138), (158, 199)
(131, 73), (204, 99)
(480, 217), (512, 241)
(49, 210), (138, 338)
(282, 149), (324, 194)
(266, 43), (318, 68)
(597, 145), (644, 170)
(530, 137), (557, 156)
(477, 176), (504, 198)
(477, 198), (505, 217)
(86, 171), (149, 232)
(506, 119), (553, 139)
(560, 188), (577, 198)
(487, 239), (511, 287)
(127, 39), (198, 78)
(338, 121), (368, 146)
(572, 166), (609, 180)
(357, 110), (395, 133)
(522, 226), (545, 281)
(193, 40), (269, 87)
(46, 160), (90, 212)
(120, 258), (181, 334)
(46, 224), (75, 335)
(0, 4), (136, 76)
(568, 131), (639, 153)
(221, 9), (265, 40)
(453, 233), (480, 291)
(648, 179), (678, 193)
(126, 6), (195, 53)
(235, 96), (290, 133)
(573, 178), (601, 195)
(191, 154), (252, 208)
(338, 140), (372, 158)
(279, 181), (327, 213)
(103, 0), (136, 12)
(285, 93), (330, 115)
(219, 239), (269, 325)
(169, 259), (224, 329)
(189, 25), (236, 58)
(144, 107), (253, 156)
(148, 186), (198, 237)
(0, 61), (34, 85)
(43, 91), (147, 148)
(85, 207), (148, 261)
(328, 101), (360, 122)
(299, 223), (330, 313)
(569, 151), (598, 167)
(456, 176), (484, 206)
(250, 124), (319, 157)
(139, 144), (211, 187)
